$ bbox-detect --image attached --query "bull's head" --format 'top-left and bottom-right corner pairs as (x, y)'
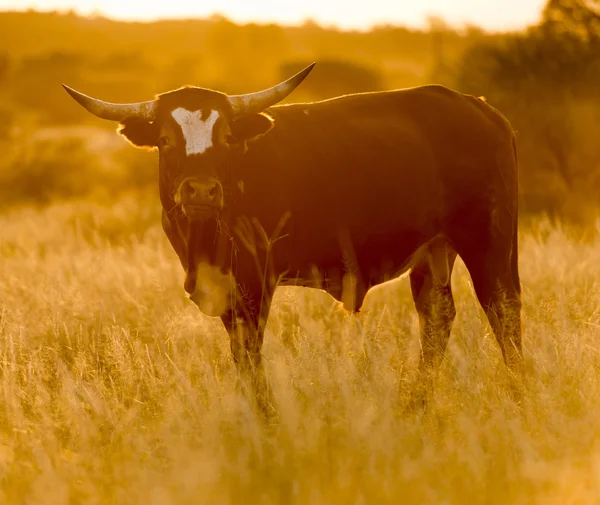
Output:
(63, 64), (315, 222)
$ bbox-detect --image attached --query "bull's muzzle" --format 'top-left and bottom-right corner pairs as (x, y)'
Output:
(178, 177), (223, 221)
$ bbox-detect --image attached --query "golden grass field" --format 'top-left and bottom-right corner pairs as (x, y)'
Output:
(1, 196), (599, 504)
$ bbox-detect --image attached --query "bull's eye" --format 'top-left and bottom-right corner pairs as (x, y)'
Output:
(158, 136), (171, 149)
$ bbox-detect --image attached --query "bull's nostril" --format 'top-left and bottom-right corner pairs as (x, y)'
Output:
(183, 180), (197, 199)
(182, 179), (220, 205)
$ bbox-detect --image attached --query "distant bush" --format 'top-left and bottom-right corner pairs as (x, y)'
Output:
(0, 137), (99, 205)
(0, 131), (158, 208)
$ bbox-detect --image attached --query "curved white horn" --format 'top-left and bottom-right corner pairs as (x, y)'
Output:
(228, 62), (316, 115)
(62, 84), (157, 122)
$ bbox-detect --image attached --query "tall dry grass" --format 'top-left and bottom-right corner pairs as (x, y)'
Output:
(0, 197), (599, 504)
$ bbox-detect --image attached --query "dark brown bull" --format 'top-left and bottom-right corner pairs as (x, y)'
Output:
(63, 64), (523, 412)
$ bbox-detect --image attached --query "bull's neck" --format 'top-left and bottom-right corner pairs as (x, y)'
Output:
(183, 215), (234, 294)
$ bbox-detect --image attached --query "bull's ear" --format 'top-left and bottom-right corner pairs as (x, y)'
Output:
(230, 112), (274, 142)
(117, 118), (159, 149)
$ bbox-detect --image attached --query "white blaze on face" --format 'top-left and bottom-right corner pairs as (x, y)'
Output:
(189, 262), (234, 318)
(171, 107), (220, 156)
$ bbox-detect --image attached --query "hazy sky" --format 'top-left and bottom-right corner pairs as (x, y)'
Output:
(0, 0), (547, 31)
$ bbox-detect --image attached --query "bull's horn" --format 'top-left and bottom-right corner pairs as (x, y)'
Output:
(62, 84), (157, 122)
(228, 62), (316, 115)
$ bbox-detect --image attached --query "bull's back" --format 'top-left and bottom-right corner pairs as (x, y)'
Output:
(261, 85), (515, 226)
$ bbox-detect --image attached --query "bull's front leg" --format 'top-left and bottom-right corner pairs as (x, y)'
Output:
(220, 284), (275, 420)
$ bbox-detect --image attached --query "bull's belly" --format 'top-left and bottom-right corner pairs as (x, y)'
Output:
(278, 234), (451, 311)
(186, 234), (451, 318)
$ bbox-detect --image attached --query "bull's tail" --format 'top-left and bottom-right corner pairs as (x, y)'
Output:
(511, 215), (521, 295)
(511, 134), (521, 295)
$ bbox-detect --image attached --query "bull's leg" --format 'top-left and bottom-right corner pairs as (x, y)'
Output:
(469, 261), (522, 377)
(459, 238), (524, 399)
(407, 246), (457, 409)
(221, 292), (275, 421)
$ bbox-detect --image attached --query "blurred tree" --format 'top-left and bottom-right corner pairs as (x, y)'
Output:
(541, 0), (600, 40)
(452, 0), (600, 224)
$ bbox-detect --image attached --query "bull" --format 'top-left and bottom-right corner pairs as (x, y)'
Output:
(63, 63), (523, 412)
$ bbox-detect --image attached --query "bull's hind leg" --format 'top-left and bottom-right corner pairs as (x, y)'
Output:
(407, 240), (457, 409)
(455, 227), (523, 396)
(469, 257), (522, 377)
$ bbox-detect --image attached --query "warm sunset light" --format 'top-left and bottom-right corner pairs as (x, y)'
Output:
(4, 0), (546, 30)
(3, 0), (600, 503)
